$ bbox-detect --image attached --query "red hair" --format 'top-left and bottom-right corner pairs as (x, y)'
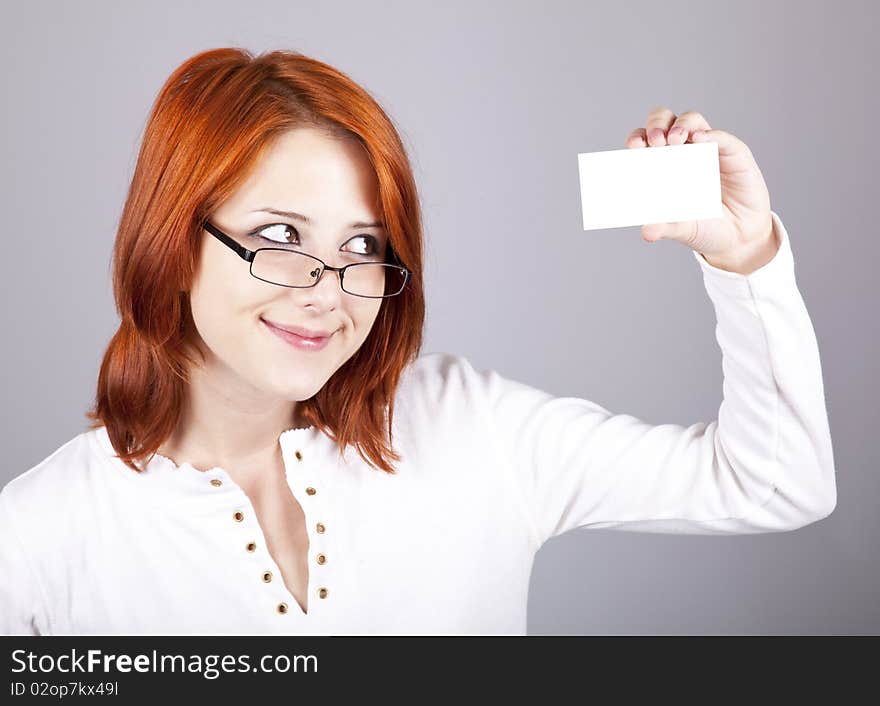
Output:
(85, 47), (425, 475)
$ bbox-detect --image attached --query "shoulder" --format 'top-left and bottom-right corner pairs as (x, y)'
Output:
(399, 351), (494, 403)
(0, 428), (104, 536)
(387, 351), (506, 444)
(402, 350), (489, 385)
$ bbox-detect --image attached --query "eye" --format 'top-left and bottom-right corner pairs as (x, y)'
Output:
(248, 223), (298, 245)
(344, 234), (380, 257)
(247, 223), (382, 257)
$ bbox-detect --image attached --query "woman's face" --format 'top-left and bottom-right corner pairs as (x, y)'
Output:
(186, 127), (387, 403)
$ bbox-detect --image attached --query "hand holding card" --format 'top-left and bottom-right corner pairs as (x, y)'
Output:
(577, 107), (778, 275)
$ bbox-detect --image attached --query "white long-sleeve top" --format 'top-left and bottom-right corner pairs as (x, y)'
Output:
(0, 210), (836, 636)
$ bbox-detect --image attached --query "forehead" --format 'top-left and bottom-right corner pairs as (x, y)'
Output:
(223, 127), (381, 222)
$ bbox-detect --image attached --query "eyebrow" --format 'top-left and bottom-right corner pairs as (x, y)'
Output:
(252, 207), (385, 230)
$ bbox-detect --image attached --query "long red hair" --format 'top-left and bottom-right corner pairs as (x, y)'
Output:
(85, 47), (425, 475)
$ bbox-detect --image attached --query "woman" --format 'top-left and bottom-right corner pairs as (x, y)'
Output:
(0, 48), (836, 636)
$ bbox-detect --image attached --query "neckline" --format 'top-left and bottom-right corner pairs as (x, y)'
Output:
(150, 425), (319, 475)
(92, 423), (322, 480)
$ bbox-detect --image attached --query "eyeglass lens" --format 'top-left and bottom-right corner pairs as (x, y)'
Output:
(251, 249), (406, 297)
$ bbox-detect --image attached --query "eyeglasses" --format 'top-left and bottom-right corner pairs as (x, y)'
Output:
(201, 220), (412, 298)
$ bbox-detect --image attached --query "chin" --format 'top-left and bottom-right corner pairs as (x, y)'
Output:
(262, 374), (327, 400)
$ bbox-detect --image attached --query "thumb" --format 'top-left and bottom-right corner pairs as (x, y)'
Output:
(641, 220), (697, 243)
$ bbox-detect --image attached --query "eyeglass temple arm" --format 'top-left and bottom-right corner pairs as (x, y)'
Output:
(202, 220), (257, 263)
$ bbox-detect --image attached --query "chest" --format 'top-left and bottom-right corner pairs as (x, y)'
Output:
(54, 451), (537, 634)
(246, 480), (312, 614)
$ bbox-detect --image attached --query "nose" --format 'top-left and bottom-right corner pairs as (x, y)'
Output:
(299, 261), (345, 309)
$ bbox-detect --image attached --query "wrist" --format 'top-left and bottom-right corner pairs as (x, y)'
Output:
(701, 216), (778, 275)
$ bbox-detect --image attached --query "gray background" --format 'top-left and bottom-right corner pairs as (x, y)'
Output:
(2, 0), (876, 635)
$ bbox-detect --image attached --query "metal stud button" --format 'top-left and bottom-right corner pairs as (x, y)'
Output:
(233, 511), (244, 522)
(246, 542), (257, 552)
(210, 479), (222, 487)
(277, 602), (288, 614)
(295, 450), (303, 461)
(316, 553), (326, 565)
(262, 571), (273, 583)
(316, 522), (325, 534)
(318, 587), (328, 599)
(305, 487), (316, 496)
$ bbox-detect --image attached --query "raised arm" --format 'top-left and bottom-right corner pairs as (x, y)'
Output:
(473, 210), (836, 547)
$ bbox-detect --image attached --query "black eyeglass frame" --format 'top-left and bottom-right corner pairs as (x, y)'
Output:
(201, 220), (412, 299)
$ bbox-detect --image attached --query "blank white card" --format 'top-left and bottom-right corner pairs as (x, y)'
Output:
(577, 141), (722, 231)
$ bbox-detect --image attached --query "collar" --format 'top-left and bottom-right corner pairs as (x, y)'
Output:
(90, 424), (335, 508)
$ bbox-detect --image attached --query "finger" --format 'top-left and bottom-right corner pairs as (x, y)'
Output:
(690, 127), (752, 158)
(626, 127), (647, 148)
(666, 110), (712, 145)
(644, 106), (677, 146)
(641, 219), (698, 243)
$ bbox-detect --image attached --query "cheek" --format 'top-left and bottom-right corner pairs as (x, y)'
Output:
(188, 291), (238, 358)
(350, 299), (383, 340)
(188, 263), (264, 354)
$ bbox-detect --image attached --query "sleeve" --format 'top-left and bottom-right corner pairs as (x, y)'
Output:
(477, 209), (837, 546)
(0, 484), (48, 635)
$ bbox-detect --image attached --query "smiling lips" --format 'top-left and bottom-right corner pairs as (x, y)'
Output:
(261, 318), (336, 351)
(262, 318), (334, 339)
